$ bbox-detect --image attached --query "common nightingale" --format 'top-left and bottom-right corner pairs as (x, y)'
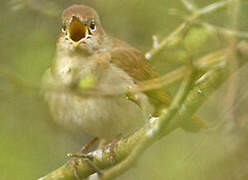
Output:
(42, 5), (202, 142)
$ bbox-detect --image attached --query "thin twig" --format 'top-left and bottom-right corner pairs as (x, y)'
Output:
(195, 21), (248, 39)
(222, 0), (240, 128)
(145, 0), (232, 59)
(0, 66), (40, 91)
(133, 49), (228, 93)
(180, 0), (197, 12)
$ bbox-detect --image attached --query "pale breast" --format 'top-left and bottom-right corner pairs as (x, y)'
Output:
(42, 61), (154, 140)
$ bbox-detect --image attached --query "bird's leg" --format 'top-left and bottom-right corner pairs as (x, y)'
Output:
(81, 137), (99, 154)
(67, 137), (99, 157)
(67, 137), (103, 179)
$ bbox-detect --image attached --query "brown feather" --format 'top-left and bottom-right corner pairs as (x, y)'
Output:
(62, 5), (100, 25)
(108, 38), (171, 111)
(108, 45), (205, 130)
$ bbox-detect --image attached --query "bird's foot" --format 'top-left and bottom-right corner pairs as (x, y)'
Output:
(67, 137), (103, 179)
(68, 152), (103, 179)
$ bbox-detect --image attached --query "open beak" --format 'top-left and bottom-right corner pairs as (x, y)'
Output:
(66, 16), (89, 46)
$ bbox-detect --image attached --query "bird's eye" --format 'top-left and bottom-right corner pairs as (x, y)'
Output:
(89, 20), (96, 31)
(62, 24), (66, 33)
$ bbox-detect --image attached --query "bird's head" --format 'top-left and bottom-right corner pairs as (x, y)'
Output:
(58, 5), (106, 54)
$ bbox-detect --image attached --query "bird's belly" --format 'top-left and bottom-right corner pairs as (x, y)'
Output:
(45, 92), (153, 140)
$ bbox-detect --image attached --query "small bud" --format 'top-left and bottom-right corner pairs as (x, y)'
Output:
(78, 74), (97, 89)
(152, 35), (159, 48)
(184, 27), (212, 51)
(145, 53), (151, 60)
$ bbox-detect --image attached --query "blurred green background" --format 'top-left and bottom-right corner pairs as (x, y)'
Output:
(1, 0), (248, 179)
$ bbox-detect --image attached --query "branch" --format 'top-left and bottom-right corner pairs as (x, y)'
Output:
(195, 21), (248, 39)
(132, 49), (228, 93)
(145, 0), (232, 59)
(0, 66), (40, 91)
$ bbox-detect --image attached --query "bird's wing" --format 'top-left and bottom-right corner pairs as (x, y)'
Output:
(109, 46), (206, 132)
(109, 46), (171, 108)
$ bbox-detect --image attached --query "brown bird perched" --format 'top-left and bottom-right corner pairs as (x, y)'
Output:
(42, 5), (203, 147)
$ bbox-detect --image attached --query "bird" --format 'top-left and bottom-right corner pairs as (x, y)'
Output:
(42, 4), (204, 149)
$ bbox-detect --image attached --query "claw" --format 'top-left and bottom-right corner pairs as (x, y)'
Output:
(67, 137), (103, 178)
(68, 153), (103, 177)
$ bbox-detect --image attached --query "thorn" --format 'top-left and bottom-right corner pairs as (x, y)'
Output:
(180, 0), (197, 12)
(152, 35), (159, 48)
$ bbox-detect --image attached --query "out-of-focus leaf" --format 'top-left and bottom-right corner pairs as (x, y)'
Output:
(184, 27), (213, 51)
(78, 74), (97, 90)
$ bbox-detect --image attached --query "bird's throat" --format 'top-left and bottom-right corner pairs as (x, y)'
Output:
(67, 17), (88, 42)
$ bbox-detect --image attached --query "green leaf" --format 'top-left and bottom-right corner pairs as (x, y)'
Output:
(78, 74), (96, 89)
(184, 27), (212, 51)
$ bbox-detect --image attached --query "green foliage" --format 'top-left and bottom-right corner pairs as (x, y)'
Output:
(184, 27), (213, 51)
(78, 74), (97, 89)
